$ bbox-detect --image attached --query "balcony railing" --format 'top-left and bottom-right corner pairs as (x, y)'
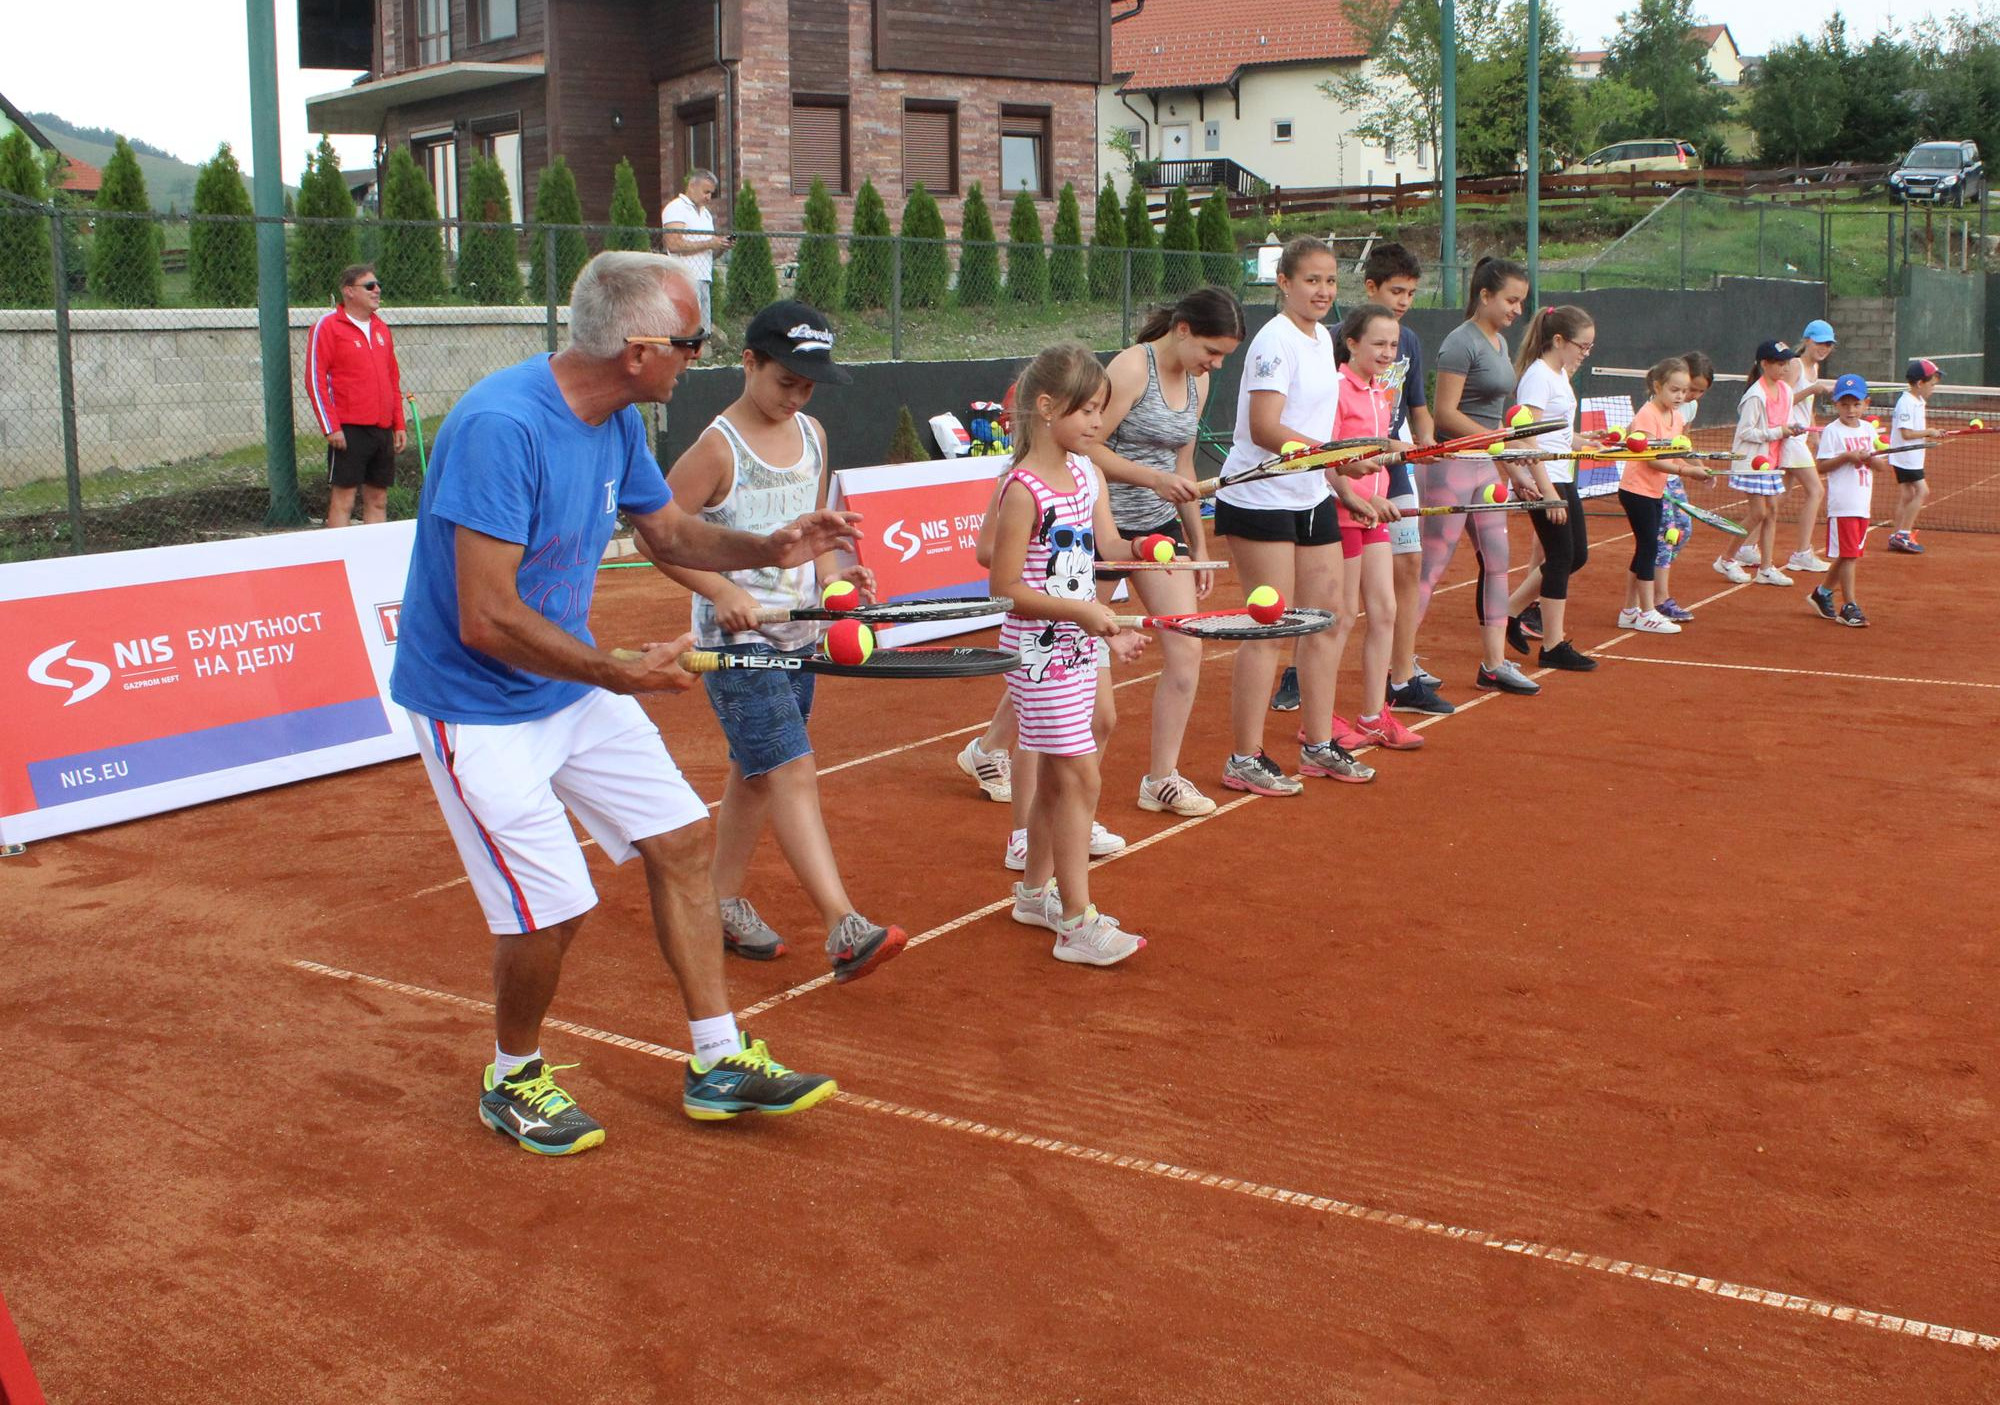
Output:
(1141, 158), (1269, 198)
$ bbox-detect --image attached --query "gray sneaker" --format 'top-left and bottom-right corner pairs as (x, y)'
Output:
(826, 912), (907, 984)
(1221, 750), (1304, 796)
(1052, 906), (1146, 966)
(1011, 880), (1062, 930)
(720, 897), (786, 960)
(1298, 740), (1376, 784)
(1475, 660), (1542, 695)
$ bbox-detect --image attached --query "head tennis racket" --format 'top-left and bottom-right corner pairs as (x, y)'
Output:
(1194, 438), (1394, 497)
(1108, 607), (1334, 639)
(753, 595), (1010, 624)
(613, 646), (1022, 678)
(1664, 496), (1748, 536)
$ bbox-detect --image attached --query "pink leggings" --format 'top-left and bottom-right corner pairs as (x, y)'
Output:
(1415, 457), (1511, 624)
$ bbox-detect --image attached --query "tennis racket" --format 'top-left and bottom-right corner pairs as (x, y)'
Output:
(1107, 607), (1335, 639)
(1665, 496), (1748, 537)
(611, 645), (1022, 678)
(1931, 422), (1997, 441)
(752, 595), (1009, 624)
(1193, 437), (1394, 497)
(1485, 448), (1744, 463)
(1411, 500), (1561, 517)
(1392, 419), (1568, 463)
(1092, 559), (1229, 573)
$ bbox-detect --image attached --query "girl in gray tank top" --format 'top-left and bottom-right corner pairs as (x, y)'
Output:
(1106, 343), (1200, 535)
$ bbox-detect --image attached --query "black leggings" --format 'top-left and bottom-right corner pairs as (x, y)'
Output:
(1529, 480), (1589, 600)
(1618, 489), (1666, 582)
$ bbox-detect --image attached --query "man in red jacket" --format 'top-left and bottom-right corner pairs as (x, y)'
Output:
(306, 264), (408, 527)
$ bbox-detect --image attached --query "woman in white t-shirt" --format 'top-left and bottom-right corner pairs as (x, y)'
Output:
(1215, 238), (1379, 796)
(1502, 305), (1598, 671)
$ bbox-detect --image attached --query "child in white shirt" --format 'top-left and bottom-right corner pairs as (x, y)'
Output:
(1808, 374), (1888, 627)
(1887, 358), (1948, 554)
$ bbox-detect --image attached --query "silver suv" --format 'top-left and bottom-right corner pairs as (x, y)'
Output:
(1889, 142), (1985, 206)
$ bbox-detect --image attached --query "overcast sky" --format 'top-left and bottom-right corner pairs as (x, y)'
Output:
(3, 0), (1939, 184)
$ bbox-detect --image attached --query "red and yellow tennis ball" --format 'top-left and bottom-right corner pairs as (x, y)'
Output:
(1480, 481), (1508, 505)
(1874, 436), (1892, 452)
(820, 579), (860, 612)
(1604, 427), (1627, 448)
(1280, 440), (1308, 457)
(1134, 532), (1177, 564)
(1507, 404), (1536, 429)
(1671, 434), (1693, 451)
(1487, 441), (1508, 457)
(1751, 455), (1772, 471)
(822, 618), (875, 666)
(1624, 432), (1650, 452)
(1972, 418), (1986, 429)
(1245, 585), (1286, 625)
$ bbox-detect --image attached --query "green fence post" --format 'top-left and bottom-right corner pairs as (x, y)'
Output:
(1756, 204), (1765, 278)
(1120, 245), (1132, 345)
(1980, 185), (1989, 275)
(247, 0), (303, 527)
(1678, 194), (1688, 291)
(890, 236), (903, 362)
(48, 204), (86, 555)
(543, 226), (559, 353)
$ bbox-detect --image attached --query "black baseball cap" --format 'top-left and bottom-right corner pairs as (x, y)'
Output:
(1755, 338), (1798, 363)
(744, 301), (852, 384)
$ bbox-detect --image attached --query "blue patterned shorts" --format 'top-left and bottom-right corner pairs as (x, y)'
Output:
(703, 644), (816, 778)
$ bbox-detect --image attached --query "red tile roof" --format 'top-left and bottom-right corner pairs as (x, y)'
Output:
(1112, 0), (1371, 92)
(56, 154), (101, 195)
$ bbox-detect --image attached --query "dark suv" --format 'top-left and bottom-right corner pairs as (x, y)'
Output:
(1889, 141), (1985, 206)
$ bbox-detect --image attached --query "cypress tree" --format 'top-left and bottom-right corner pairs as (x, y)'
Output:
(527, 155), (587, 302)
(1048, 182), (1085, 304)
(0, 130), (55, 307)
(844, 178), (891, 310)
(455, 155), (522, 304)
(1005, 188), (1046, 303)
(377, 147), (446, 302)
(723, 180), (777, 316)
(888, 405), (928, 462)
(1159, 184), (1199, 295)
(900, 182), (948, 309)
(1197, 186), (1241, 290)
(292, 135), (359, 305)
(794, 176), (842, 310)
(188, 143), (255, 306)
(1122, 179), (1160, 298)
(1087, 175), (1125, 303)
(605, 158), (649, 251)
(90, 136), (163, 308)
(956, 182), (999, 307)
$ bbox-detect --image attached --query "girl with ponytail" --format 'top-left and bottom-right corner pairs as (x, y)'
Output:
(1501, 304), (1598, 672)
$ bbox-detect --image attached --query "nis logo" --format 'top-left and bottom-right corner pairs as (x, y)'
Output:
(882, 513), (981, 564)
(27, 636), (175, 707)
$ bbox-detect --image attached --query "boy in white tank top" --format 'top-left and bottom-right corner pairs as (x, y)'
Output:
(649, 302), (907, 983)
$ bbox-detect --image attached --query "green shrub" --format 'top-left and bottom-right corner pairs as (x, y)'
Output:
(888, 405), (928, 462)
(377, 147), (447, 302)
(900, 182), (948, 308)
(188, 143), (255, 305)
(0, 130), (55, 307)
(291, 135), (358, 305)
(455, 156), (522, 305)
(1122, 179), (1160, 298)
(1159, 184), (1199, 295)
(605, 158), (649, 251)
(794, 177), (842, 309)
(90, 137), (163, 307)
(1197, 186), (1241, 290)
(527, 156), (588, 302)
(723, 180), (777, 317)
(1005, 188), (1046, 303)
(956, 182), (999, 306)
(1048, 182), (1084, 304)
(845, 178), (891, 310)
(1087, 175), (1125, 303)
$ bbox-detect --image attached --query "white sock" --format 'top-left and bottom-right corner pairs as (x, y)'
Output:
(1230, 752), (1258, 765)
(494, 1045), (540, 1081)
(690, 1014), (741, 1068)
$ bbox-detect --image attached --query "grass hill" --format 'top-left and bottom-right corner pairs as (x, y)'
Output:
(27, 111), (256, 212)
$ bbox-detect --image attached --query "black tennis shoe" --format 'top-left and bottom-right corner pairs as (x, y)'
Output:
(684, 1036), (838, 1120)
(479, 1059), (605, 1156)
(1538, 640), (1598, 671)
(1269, 666), (1301, 711)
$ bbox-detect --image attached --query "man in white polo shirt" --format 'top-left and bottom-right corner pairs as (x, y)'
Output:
(661, 169), (732, 348)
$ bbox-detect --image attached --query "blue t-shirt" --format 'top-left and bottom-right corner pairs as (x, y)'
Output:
(390, 355), (673, 724)
(1386, 322), (1427, 438)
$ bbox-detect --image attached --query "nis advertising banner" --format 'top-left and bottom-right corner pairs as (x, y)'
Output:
(827, 458), (1007, 645)
(0, 524), (417, 846)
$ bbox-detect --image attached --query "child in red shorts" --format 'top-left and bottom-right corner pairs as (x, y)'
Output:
(1809, 373), (1887, 627)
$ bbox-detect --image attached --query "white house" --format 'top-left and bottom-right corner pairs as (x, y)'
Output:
(1098, 0), (1434, 197)
(1571, 23), (1743, 86)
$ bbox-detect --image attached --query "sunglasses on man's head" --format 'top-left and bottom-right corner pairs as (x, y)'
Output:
(625, 330), (711, 353)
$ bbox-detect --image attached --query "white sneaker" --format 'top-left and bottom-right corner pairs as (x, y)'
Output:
(1089, 821), (1126, 857)
(1753, 565), (1793, 587)
(1786, 550), (1832, 573)
(957, 738), (1012, 802)
(1138, 772), (1217, 816)
(1052, 906), (1146, 966)
(1011, 880), (1061, 930)
(1734, 544), (1762, 567)
(1617, 607), (1641, 628)
(1633, 609), (1682, 634)
(1004, 828), (1028, 871)
(1712, 558), (1752, 584)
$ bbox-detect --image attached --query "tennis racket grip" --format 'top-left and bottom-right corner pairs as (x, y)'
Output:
(753, 607), (801, 623)
(1193, 476), (1222, 497)
(611, 646), (725, 673)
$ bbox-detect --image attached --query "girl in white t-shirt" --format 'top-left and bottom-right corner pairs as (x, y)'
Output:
(1502, 305), (1597, 671)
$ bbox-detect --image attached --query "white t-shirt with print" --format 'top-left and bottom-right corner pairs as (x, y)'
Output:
(1817, 419), (1879, 519)
(1514, 358), (1578, 483)
(1888, 391), (1927, 476)
(661, 194), (717, 282)
(1219, 315), (1338, 511)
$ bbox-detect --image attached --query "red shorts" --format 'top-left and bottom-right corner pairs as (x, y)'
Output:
(1825, 516), (1867, 560)
(1340, 520), (1391, 558)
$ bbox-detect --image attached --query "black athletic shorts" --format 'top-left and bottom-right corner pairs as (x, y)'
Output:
(1892, 466), (1926, 485)
(1117, 515), (1186, 545)
(328, 423), (397, 489)
(1212, 497), (1340, 547)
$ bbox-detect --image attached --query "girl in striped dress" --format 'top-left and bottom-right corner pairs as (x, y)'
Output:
(990, 343), (1150, 967)
(1714, 341), (1809, 586)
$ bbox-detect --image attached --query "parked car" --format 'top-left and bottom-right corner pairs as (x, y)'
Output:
(1888, 142), (1985, 206)
(1564, 140), (1702, 176)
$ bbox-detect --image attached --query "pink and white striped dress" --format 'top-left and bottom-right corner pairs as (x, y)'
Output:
(998, 455), (1102, 757)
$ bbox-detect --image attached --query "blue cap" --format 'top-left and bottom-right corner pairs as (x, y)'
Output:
(1831, 372), (1870, 402)
(1802, 319), (1836, 345)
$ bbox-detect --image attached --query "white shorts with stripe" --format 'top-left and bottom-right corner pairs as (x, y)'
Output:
(410, 690), (708, 935)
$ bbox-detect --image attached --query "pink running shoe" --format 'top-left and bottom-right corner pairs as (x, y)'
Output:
(1356, 712), (1424, 751)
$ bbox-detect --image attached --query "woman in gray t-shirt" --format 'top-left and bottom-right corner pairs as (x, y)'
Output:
(1418, 256), (1541, 696)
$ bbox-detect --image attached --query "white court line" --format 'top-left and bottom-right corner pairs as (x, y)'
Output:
(1591, 656), (2000, 691)
(290, 956), (2000, 1357)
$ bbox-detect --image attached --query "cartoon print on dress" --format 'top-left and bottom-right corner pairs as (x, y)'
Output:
(1021, 524), (1100, 684)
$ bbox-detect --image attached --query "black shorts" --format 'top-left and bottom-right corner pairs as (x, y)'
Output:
(1893, 467), (1926, 485)
(1213, 497), (1340, 547)
(1116, 515), (1186, 545)
(328, 423), (397, 489)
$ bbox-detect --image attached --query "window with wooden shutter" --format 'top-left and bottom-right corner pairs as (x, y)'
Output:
(903, 103), (957, 195)
(791, 99), (848, 194)
(999, 105), (1051, 197)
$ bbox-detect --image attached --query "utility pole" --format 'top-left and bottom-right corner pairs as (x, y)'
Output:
(1441, 0), (1458, 306)
(247, 0), (304, 525)
(1525, 0), (1540, 312)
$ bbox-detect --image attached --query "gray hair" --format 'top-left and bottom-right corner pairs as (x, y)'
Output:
(686, 168), (718, 190)
(567, 251), (693, 358)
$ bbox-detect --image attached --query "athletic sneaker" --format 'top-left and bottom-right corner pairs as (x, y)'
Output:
(1299, 740), (1375, 784)
(1356, 712), (1424, 750)
(1734, 543), (1762, 567)
(1413, 665), (1444, 689)
(1656, 598), (1695, 623)
(1004, 828), (1028, 871)
(1753, 565), (1793, 587)
(1786, 550), (1832, 573)
(1138, 771), (1217, 816)
(1712, 557), (1752, 584)
(1839, 602), (1870, 628)
(683, 1035), (838, 1121)
(1052, 906), (1146, 967)
(1475, 660), (1541, 695)
(827, 913), (907, 984)
(1221, 750), (1303, 796)
(956, 738), (1012, 803)
(480, 1059), (606, 1156)
(1809, 585), (1839, 622)
(1295, 715), (1369, 750)
(1389, 678), (1455, 716)
(1090, 820), (1127, 857)
(1011, 880), (1062, 930)
(1632, 610), (1682, 635)
(1899, 532), (1925, 555)
(1538, 641), (1599, 671)
(720, 897), (786, 960)
(1518, 602), (1545, 641)
(1617, 607), (1642, 629)
(1269, 666), (1301, 711)
(1505, 614), (1531, 656)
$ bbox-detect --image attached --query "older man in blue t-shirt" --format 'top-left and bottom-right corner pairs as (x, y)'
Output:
(391, 252), (857, 1154)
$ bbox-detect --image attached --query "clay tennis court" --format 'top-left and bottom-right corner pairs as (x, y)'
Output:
(5, 494), (1998, 1402)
